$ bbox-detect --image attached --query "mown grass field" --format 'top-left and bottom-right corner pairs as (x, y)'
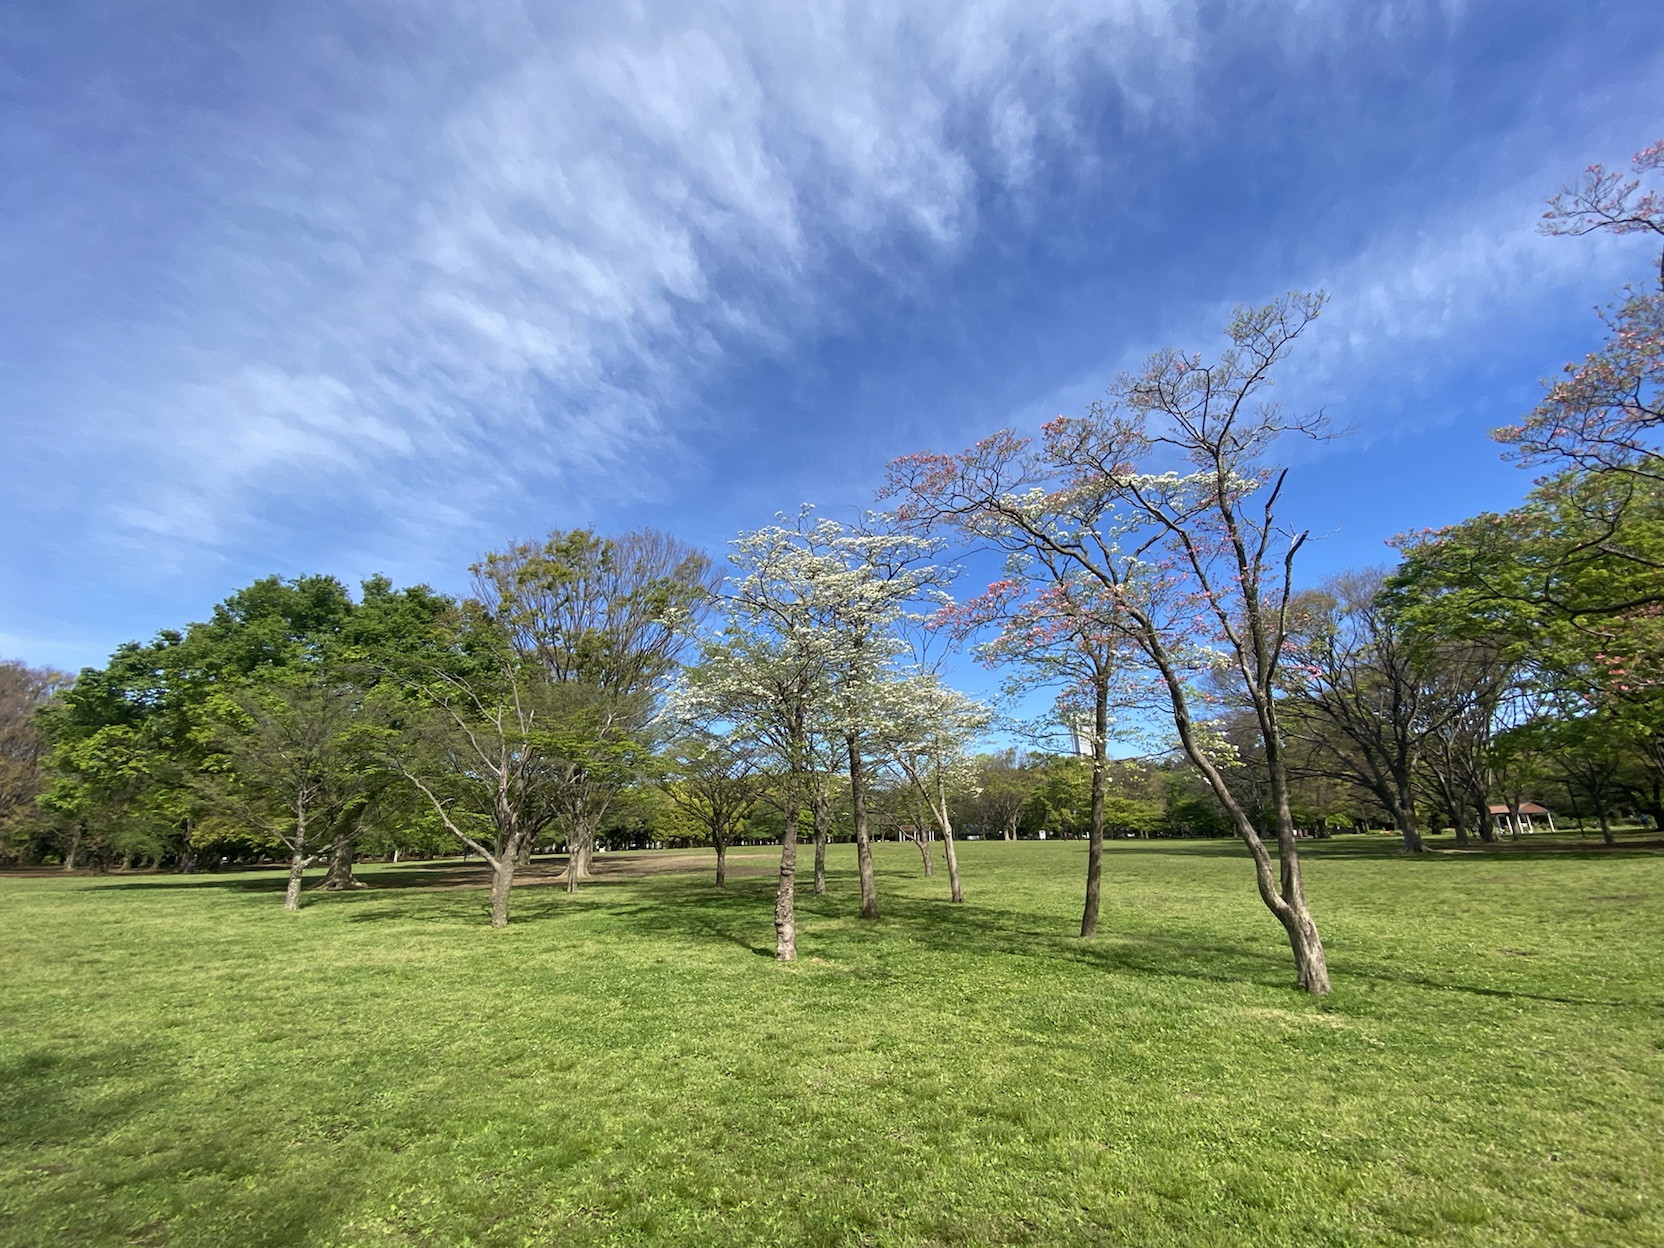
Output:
(2, 835), (1661, 1247)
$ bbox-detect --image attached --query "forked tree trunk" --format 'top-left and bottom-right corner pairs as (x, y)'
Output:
(848, 733), (878, 920)
(1081, 681), (1108, 938)
(63, 822), (84, 872)
(564, 824), (597, 893)
(715, 838), (727, 887)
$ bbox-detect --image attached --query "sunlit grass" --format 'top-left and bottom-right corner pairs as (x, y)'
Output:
(2, 835), (1661, 1246)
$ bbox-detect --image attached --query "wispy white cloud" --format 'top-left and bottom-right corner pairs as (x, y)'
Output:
(16, 0), (1273, 557)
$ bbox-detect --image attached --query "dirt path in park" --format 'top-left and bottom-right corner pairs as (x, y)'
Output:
(402, 848), (783, 892)
(0, 847), (786, 889)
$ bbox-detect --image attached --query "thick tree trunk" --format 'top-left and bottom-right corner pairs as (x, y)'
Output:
(562, 826), (596, 893)
(1598, 808), (1614, 847)
(1474, 798), (1495, 844)
(1393, 808), (1424, 854)
(63, 822), (83, 872)
(848, 733), (878, 920)
(715, 838), (727, 887)
(283, 848), (308, 911)
(489, 855), (515, 928)
(317, 833), (365, 890)
(775, 784), (799, 961)
(1081, 681), (1108, 938)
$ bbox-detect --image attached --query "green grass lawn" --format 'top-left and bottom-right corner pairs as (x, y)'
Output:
(2, 835), (1661, 1247)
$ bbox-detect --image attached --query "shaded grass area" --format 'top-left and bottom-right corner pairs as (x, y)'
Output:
(2, 837), (1661, 1246)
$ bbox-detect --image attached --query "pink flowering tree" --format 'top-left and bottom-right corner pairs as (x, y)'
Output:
(934, 567), (1147, 936)
(886, 293), (1335, 994)
(1496, 139), (1664, 480)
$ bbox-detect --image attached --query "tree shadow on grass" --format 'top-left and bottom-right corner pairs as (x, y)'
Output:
(593, 869), (1661, 1010)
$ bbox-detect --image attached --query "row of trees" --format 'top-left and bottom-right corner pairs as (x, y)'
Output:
(4, 139), (1660, 995)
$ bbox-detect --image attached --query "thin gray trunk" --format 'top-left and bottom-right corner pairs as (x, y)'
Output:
(1081, 677), (1108, 938)
(916, 825), (934, 875)
(63, 822), (83, 872)
(811, 781), (829, 896)
(938, 772), (964, 904)
(848, 733), (878, 920)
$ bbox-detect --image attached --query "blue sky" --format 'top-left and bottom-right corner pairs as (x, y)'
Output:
(3, 0), (1662, 675)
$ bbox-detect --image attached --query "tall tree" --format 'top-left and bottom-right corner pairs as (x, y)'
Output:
(937, 565), (1138, 934)
(674, 627), (825, 960)
(391, 612), (577, 928)
(1283, 569), (1441, 853)
(200, 682), (380, 910)
(888, 294), (1335, 993)
(0, 662), (71, 865)
(470, 528), (716, 890)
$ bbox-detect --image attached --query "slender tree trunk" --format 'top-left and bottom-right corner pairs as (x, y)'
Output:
(938, 772), (964, 904)
(63, 822), (83, 872)
(848, 733), (878, 920)
(1598, 807), (1614, 847)
(1081, 678), (1108, 938)
(916, 826), (934, 875)
(811, 780), (829, 896)
(489, 854), (515, 928)
(715, 837), (727, 887)
(284, 847), (308, 911)
(942, 828), (963, 903)
(775, 775), (800, 961)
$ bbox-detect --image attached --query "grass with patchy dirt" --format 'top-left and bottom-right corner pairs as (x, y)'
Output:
(2, 833), (1661, 1247)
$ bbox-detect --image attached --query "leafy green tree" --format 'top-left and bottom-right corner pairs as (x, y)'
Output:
(199, 682), (383, 909)
(0, 662), (71, 865)
(470, 528), (716, 890)
(663, 733), (765, 887)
